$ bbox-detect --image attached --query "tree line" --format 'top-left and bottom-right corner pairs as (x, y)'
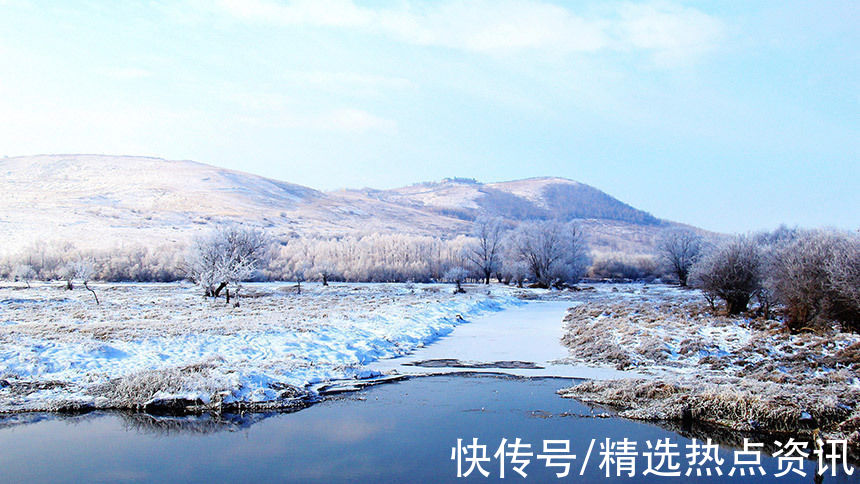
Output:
(658, 226), (860, 332)
(4, 220), (858, 332)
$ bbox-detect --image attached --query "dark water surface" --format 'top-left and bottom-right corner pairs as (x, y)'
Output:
(0, 374), (854, 483)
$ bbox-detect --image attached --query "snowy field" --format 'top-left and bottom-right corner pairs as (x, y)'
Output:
(558, 289), (860, 449)
(5, 280), (857, 452)
(0, 282), (531, 412)
(0, 281), (676, 413)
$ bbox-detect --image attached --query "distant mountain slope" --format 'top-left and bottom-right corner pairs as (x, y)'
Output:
(362, 176), (661, 226)
(0, 155), (691, 257)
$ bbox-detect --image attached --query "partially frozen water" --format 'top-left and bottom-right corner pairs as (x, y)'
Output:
(371, 300), (644, 379)
(0, 374), (854, 483)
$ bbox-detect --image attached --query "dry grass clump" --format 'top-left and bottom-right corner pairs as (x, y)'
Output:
(561, 300), (709, 370)
(834, 342), (860, 367)
(91, 358), (311, 414)
(561, 377), (859, 441)
(93, 359), (235, 410)
(561, 308), (634, 369)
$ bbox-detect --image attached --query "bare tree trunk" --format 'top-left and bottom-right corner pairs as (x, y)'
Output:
(214, 282), (228, 298)
(225, 288), (230, 305)
(83, 281), (99, 305)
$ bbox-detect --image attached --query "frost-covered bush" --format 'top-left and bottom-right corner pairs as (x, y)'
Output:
(767, 230), (860, 331)
(825, 235), (860, 330)
(183, 225), (271, 299)
(691, 236), (762, 315)
(588, 255), (660, 282)
(508, 221), (590, 287)
(1, 242), (184, 282)
(657, 229), (702, 286)
(13, 264), (35, 288)
(443, 266), (470, 293)
(265, 233), (471, 283)
(500, 258), (529, 287)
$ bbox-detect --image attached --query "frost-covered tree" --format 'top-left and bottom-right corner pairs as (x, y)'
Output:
(500, 257), (528, 288)
(825, 234), (860, 331)
(444, 266), (469, 294)
(565, 223), (591, 283)
(61, 259), (99, 304)
(753, 225), (800, 318)
(509, 221), (590, 288)
(13, 264), (35, 288)
(657, 229), (702, 287)
(313, 259), (337, 286)
(768, 229), (860, 331)
(691, 236), (761, 315)
(61, 261), (78, 290)
(292, 260), (313, 294)
(75, 260), (99, 305)
(264, 233), (471, 283)
(184, 225), (270, 303)
(465, 217), (505, 284)
(510, 221), (563, 287)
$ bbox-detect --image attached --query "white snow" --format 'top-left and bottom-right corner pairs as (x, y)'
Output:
(371, 300), (641, 380)
(0, 282), (522, 410)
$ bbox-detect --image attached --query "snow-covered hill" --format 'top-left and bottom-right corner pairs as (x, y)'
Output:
(0, 154), (690, 256)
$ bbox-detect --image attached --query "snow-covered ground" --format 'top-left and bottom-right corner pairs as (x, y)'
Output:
(0, 282), (529, 412)
(6, 278), (856, 452)
(557, 286), (860, 449)
(0, 282), (702, 413)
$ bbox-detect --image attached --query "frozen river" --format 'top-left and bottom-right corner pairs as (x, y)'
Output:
(372, 300), (640, 380)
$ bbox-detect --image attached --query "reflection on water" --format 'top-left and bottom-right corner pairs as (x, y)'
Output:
(0, 374), (854, 483)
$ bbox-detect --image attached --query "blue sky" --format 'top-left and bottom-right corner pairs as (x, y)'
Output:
(0, 0), (856, 233)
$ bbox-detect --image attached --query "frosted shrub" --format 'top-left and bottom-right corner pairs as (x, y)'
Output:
(768, 230), (860, 331)
(691, 236), (762, 315)
(13, 264), (35, 288)
(657, 229), (702, 286)
(508, 221), (590, 288)
(444, 266), (469, 293)
(588, 255), (660, 281)
(825, 235), (860, 331)
(183, 225), (271, 301)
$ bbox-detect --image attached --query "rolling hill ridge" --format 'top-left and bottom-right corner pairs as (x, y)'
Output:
(0, 154), (690, 257)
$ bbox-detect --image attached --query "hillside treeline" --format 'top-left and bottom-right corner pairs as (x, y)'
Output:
(1, 220), (661, 285)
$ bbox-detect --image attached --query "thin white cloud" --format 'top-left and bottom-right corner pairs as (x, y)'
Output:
(233, 105), (398, 134)
(282, 70), (413, 91)
(210, 0), (723, 63)
(227, 90), (292, 111)
(216, 0), (371, 27)
(314, 108), (398, 134)
(613, 2), (724, 64)
(105, 67), (153, 80)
